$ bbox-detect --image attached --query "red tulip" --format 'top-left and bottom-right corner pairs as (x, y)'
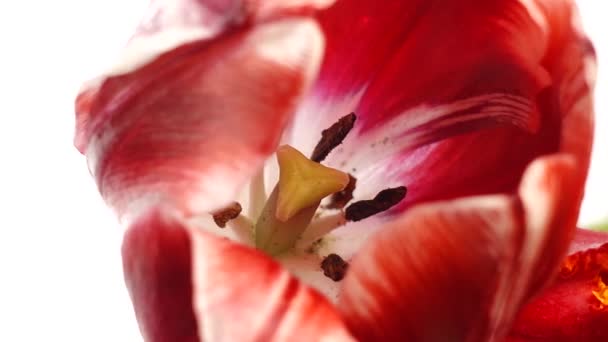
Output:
(508, 228), (608, 341)
(74, 0), (603, 341)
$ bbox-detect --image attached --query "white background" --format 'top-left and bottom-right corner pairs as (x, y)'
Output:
(0, 1), (605, 341)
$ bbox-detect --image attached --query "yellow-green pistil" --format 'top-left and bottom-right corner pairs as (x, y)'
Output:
(254, 145), (349, 255)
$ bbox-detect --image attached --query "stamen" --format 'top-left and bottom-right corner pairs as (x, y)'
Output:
(298, 212), (347, 249)
(345, 186), (407, 222)
(212, 202), (242, 228)
(311, 113), (357, 163)
(592, 272), (608, 307)
(321, 253), (349, 281)
(326, 174), (357, 209)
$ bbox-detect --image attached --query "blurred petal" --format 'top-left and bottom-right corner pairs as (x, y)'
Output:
(101, 0), (336, 75)
(247, 0), (336, 20)
(339, 194), (526, 341)
(76, 18), (323, 220)
(123, 208), (354, 342)
(122, 208), (199, 342)
(508, 229), (608, 341)
(339, 155), (580, 341)
(517, 155), (582, 295)
(532, 0), (596, 178)
(569, 229), (608, 253)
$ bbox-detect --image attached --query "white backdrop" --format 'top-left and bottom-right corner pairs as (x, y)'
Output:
(0, 1), (605, 341)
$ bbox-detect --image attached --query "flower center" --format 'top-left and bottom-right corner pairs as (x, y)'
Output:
(211, 113), (407, 280)
(254, 145), (351, 256)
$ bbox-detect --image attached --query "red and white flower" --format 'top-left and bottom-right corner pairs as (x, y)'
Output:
(74, 0), (606, 341)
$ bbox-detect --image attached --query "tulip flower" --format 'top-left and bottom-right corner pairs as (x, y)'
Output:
(508, 228), (608, 341)
(74, 0), (606, 341)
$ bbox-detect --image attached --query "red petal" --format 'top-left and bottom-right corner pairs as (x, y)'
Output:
(508, 229), (608, 341)
(339, 194), (527, 341)
(76, 19), (323, 219)
(297, 0), (595, 215)
(306, 0), (549, 130)
(122, 208), (199, 342)
(136, 0), (336, 37)
(532, 0), (596, 173)
(123, 208), (354, 342)
(339, 155), (580, 341)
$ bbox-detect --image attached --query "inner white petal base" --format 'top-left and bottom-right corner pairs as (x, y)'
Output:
(188, 149), (392, 302)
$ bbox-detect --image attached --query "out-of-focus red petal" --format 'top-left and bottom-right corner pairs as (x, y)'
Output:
(122, 208), (354, 342)
(507, 229), (608, 341)
(76, 18), (323, 220)
(339, 194), (527, 341)
(122, 208), (199, 342)
(339, 155), (580, 341)
(569, 228), (608, 255)
(532, 0), (596, 180)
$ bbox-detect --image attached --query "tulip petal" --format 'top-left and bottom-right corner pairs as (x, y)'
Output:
(339, 154), (580, 341)
(122, 208), (355, 342)
(287, 0), (594, 214)
(569, 228), (608, 255)
(339, 195), (527, 341)
(76, 18), (323, 220)
(290, 0), (550, 151)
(508, 229), (608, 341)
(531, 0), (596, 173)
(122, 208), (199, 342)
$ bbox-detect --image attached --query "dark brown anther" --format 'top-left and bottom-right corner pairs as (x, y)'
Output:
(326, 174), (357, 209)
(321, 253), (349, 282)
(311, 113), (357, 163)
(345, 186), (407, 222)
(212, 202), (242, 228)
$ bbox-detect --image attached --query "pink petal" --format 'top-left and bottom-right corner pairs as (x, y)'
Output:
(75, 18), (323, 220)
(339, 154), (580, 341)
(507, 229), (608, 341)
(568, 228), (608, 255)
(122, 208), (355, 342)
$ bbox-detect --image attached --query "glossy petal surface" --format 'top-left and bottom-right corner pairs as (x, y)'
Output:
(339, 155), (580, 341)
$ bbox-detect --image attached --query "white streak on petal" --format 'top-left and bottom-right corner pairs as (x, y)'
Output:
(324, 93), (536, 192)
(287, 88), (367, 156)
